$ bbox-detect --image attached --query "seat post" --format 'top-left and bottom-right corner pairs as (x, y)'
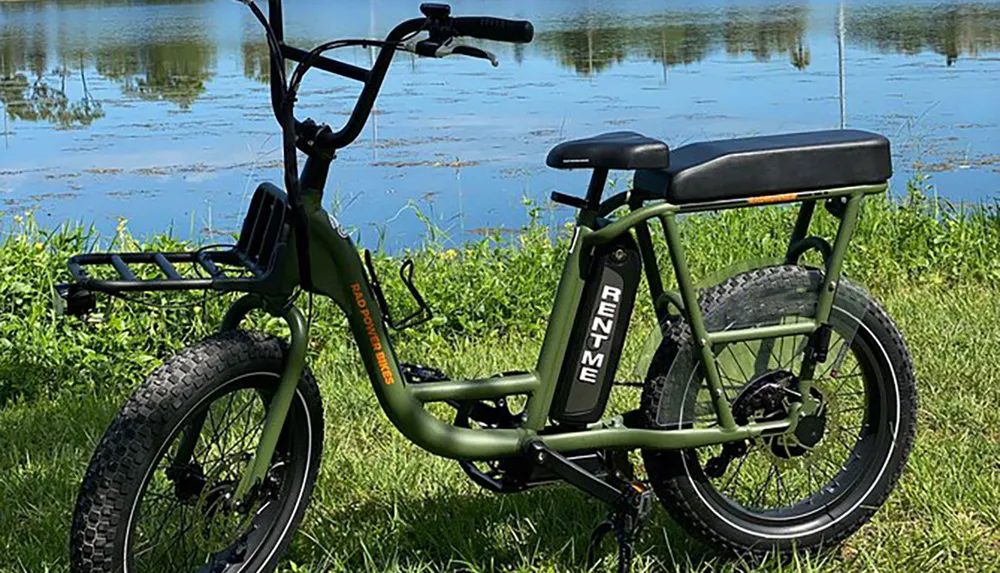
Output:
(584, 168), (609, 210)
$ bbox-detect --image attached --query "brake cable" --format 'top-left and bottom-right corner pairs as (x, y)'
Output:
(286, 38), (413, 97)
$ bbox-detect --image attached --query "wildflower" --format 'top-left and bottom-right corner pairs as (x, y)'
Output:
(443, 249), (457, 259)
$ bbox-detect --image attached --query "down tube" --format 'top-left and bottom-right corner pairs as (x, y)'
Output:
(310, 216), (530, 460)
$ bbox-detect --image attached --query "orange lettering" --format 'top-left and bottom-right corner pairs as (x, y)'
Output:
(351, 282), (392, 384)
(747, 193), (798, 205)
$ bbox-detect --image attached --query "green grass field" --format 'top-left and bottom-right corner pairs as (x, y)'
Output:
(1, 179), (999, 572)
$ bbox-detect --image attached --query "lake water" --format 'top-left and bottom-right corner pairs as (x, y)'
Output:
(2, 0), (999, 249)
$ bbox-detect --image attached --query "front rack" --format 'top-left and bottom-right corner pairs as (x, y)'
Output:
(66, 183), (294, 296)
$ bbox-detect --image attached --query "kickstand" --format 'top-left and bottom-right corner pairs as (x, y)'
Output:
(587, 484), (655, 572)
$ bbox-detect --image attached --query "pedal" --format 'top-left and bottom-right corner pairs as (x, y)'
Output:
(588, 482), (656, 573)
(400, 363), (449, 384)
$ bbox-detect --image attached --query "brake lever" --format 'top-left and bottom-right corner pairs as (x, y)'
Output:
(407, 37), (499, 67)
(451, 45), (499, 67)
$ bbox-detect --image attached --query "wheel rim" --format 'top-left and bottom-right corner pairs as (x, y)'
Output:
(679, 308), (896, 526)
(125, 373), (312, 573)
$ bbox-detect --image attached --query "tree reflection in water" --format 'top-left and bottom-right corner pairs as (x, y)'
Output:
(1, 1), (1000, 121)
(95, 41), (216, 110)
(1, 31), (103, 128)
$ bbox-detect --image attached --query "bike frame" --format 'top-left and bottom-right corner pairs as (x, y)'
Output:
(226, 158), (883, 498)
(117, 0), (886, 501)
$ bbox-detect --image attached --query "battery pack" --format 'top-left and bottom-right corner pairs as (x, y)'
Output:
(550, 233), (641, 425)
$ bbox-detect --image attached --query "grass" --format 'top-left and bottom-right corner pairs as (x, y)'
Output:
(1, 176), (1000, 572)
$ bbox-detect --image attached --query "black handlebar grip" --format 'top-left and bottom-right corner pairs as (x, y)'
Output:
(451, 17), (534, 43)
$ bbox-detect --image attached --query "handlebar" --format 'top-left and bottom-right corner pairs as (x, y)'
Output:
(262, 1), (534, 153)
(248, 0), (532, 292)
(451, 17), (534, 43)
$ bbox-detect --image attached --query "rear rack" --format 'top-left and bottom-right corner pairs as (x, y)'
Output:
(67, 183), (294, 295)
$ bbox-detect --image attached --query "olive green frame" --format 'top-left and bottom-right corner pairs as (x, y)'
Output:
(228, 174), (886, 499)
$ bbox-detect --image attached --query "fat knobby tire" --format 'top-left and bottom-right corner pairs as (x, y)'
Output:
(70, 330), (324, 573)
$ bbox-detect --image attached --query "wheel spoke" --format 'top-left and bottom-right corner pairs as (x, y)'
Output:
(210, 392), (238, 449)
(200, 398), (253, 467)
(774, 465), (790, 507)
(135, 497), (181, 562)
(818, 338), (847, 378)
(837, 405), (866, 415)
(834, 431), (856, 452)
(202, 397), (258, 476)
(739, 340), (771, 375)
(647, 280), (902, 538)
(779, 336), (809, 372)
(752, 464), (777, 508)
(779, 333), (787, 370)
(718, 448), (750, 495)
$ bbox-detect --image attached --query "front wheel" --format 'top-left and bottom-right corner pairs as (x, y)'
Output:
(641, 265), (917, 556)
(70, 330), (324, 573)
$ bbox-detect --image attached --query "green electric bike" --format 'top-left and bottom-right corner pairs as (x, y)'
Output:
(60, 2), (917, 572)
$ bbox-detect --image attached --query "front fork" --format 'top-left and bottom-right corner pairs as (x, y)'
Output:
(171, 294), (310, 504)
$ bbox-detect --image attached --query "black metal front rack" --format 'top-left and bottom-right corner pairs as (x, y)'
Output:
(65, 183), (293, 296)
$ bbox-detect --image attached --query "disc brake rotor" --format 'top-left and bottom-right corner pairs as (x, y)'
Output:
(189, 455), (289, 555)
(191, 461), (258, 554)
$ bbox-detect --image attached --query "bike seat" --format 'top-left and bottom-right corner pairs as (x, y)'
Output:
(633, 130), (891, 205)
(546, 131), (670, 170)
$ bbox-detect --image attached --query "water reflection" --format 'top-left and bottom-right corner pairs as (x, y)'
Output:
(537, 6), (810, 76)
(95, 40), (216, 109)
(723, 7), (811, 68)
(537, 3), (1000, 75)
(242, 41), (270, 84)
(2, 0), (999, 247)
(0, 69), (104, 127)
(2, 2), (1000, 115)
(848, 3), (1000, 65)
(0, 27), (103, 126)
(1, 2), (216, 121)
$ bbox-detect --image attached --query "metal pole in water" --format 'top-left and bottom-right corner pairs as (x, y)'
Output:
(838, 0), (847, 129)
(370, 0), (378, 156)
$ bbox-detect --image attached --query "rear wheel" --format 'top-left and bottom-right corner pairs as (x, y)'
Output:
(641, 265), (916, 556)
(70, 330), (324, 573)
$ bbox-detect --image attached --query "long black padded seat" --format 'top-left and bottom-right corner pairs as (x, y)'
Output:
(633, 130), (892, 205)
